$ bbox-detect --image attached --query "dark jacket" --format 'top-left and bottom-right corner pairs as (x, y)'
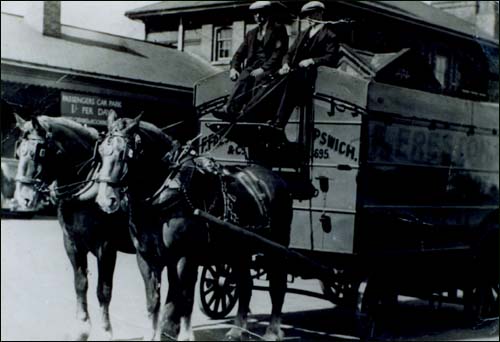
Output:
(283, 24), (339, 67)
(230, 22), (289, 73)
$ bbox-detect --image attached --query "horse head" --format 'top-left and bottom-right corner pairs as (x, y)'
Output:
(13, 115), (60, 210)
(14, 115), (100, 210)
(96, 113), (143, 213)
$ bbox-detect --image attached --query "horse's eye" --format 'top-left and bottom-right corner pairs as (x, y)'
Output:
(39, 148), (46, 158)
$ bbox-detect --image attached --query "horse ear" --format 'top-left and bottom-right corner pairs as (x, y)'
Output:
(32, 117), (46, 136)
(123, 113), (142, 135)
(133, 113), (143, 123)
(107, 110), (118, 131)
(14, 112), (26, 130)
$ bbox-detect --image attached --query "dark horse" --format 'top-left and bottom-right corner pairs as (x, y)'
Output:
(12, 115), (157, 340)
(96, 113), (179, 339)
(96, 113), (293, 341)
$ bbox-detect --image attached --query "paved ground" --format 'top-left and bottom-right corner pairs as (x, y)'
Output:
(1, 218), (498, 341)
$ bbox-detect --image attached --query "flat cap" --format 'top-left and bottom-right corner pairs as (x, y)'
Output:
(301, 1), (325, 13)
(249, 1), (272, 11)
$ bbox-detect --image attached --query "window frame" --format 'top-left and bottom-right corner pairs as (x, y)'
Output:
(213, 25), (233, 63)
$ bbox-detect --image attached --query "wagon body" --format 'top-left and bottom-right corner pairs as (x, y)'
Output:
(194, 67), (499, 331)
(195, 67), (499, 258)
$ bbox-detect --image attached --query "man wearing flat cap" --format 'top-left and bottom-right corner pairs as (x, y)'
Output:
(216, 0), (289, 121)
(273, 0), (340, 127)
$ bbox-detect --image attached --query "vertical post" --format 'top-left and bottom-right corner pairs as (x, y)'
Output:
(494, 1), (499, 40)
(178, 17), (184, 51)
(201, 24), (214, 61)
(232, 21), (245, 57)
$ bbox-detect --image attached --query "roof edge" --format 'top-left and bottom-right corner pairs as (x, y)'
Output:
(126, 2), (248, 19)
(1, 58), (194, 93)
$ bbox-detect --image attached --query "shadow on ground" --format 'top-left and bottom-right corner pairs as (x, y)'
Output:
(191, 299), (499, 341)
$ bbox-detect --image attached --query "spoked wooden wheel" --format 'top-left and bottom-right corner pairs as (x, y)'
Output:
(470, 283), (499, 321)
(468, 227), (500, 323)
(319, 268), (356, 306)
(354, 277), (387, 341)
(199, 264), (238, 319)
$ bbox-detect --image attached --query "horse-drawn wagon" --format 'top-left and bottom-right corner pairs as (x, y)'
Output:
(194, 64), (499, 336)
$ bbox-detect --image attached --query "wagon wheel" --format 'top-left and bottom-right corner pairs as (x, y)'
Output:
(468, 282), (499, 322)
(467, 226), (500, 323)
(354, 277), (385, 341)
(199, 264), (238, 319)
(319, 268), (356, 307)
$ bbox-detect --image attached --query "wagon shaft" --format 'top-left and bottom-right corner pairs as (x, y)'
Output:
(194, 209), (335, 281)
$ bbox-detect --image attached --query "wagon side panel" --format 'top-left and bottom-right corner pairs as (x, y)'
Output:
(289, 68), (369, 254)
(355, 82), (499, 255)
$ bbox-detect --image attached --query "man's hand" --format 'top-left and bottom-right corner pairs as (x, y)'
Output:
(250, 68), (265, 78)
(279, 63), (291, 75)
(299, 59), (315, 68)
(230, 68), (240, 81)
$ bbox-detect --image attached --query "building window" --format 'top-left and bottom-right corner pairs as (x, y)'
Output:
(434, 54), (448, 88)
(214, 26), (232, 62)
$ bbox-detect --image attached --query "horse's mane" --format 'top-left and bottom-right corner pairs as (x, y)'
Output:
(138, 121), (177, 147)
(109, 118), (178, 150)
(36, 116), (99, 140)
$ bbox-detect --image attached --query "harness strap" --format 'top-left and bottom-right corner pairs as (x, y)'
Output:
(50, 162), (101, 202)
(234, 169), (270, 221)
(15, 175), (43, 186)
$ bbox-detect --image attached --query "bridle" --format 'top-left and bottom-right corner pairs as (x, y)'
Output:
(97, 132), (141, 187)
(14, 135), (55, 193)
(15, 133), (102, 201)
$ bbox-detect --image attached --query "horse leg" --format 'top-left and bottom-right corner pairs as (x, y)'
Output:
(263, 254), (287, 341)
(95, 246), (117, 340)
(160, 258), (182, 340)
(63, 235), (91, 341)
(177, 257), (198, 341)
(225, 256), (252, 341)
(136, 253), (162, 341)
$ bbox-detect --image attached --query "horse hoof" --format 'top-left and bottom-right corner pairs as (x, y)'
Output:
(263, 330), (284, 341)
(74, 332), (90, 341)
(178, 331), (195, 341)
(95, 329), (113, 341)
(74, 320), (91, 341)
(224, 327), (245, 341)
(145, 330), (157, 341)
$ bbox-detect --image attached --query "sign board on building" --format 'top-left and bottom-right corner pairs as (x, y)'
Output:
(61, 92), (124, 126)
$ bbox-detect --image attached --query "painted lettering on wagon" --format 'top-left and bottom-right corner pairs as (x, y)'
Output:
(199, 133), (246, 156)
(369, 123), (497, 169)
(199, 133), (228, 154)
(314, 129), (358, 161)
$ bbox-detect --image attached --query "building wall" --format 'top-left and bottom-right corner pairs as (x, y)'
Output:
(427, 1), (499, 39)
(146, 18), (301, 71)
(140, 3), (498, 102)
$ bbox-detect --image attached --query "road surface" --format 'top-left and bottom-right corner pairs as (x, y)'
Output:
(1, 218), (498, 341)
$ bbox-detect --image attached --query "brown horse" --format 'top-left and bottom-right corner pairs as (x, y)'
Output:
(96, 113), (293, 341)
(12, 115), (156, 340)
